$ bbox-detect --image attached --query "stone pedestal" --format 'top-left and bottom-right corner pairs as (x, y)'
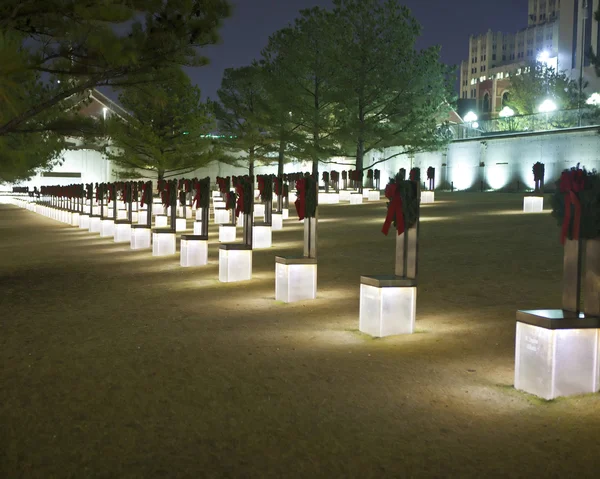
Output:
(114, 220), (132, 243)
(155, 215), (168, 228)
(219, 225), (237, 242)
(131, 225), (151, 250)
(367, 190), (380, 201)
(515, 309), (600, 400)
(272, 213), (283, 231)
(180, 234), (208, 267)
(421, 191), (435, 204)
(359, 276), (417, 337)
(219, 244), (252, 282)
(79, 214), (90, 229)
(193, 221), (203, 235)
(254, 203), (265, 220)
(282, 208), (289, 220)
(100, 219), (115, 238)
(340, 190), (352, 202)
(70, 212), (80, 226)
(275, 257), (317, 303)
(152, 229), (176, 256)
(523, 196), (543, 213)
(214, 208), (229, 225)
(89, 215), (102, 233)
(253, 223), (272, 249)
(175, 218), (187, 232)
(350, 193), (363, 204)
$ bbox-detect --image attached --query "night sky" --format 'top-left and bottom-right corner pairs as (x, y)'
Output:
(191, 0), (529, 100)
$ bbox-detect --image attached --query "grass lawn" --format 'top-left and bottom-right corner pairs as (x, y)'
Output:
(1, 193), (599, 478)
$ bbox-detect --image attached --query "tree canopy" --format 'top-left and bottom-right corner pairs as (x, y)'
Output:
(506, 62), (584, 115)
(105, 69), (215, 181)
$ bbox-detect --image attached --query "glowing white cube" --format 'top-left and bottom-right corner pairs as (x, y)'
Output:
(282, 208), (289, 220)
(514, 310), (600, 399)
(186, 208), (193, 219)
(272, 213), (283, 231)
(219, 245), (252, 282)
(71, 212), (80, 226)
(196, 209), (204, 220)
(131, 212), (138, 223)
(319, 193), (340, 204)
(152, 231), (176, 256)
(117, 209), (127, 219)
(155, 215), (168, 227)
(63, 211), (72, 224)
(193, 221), (203, 235)
(350, 193), (363, 204)
(213, 200), (225, 210)
(214, 208), (230, 224)
(254, 189), (260, 198)
(100, 219), (115, 237)
(114, 222), (131, 243)
(253, 225), (272, 249)
(180, 236), (208, 267)
(89, 216), (102, 233)
(254, 203), (265, 219)
(236, 214), (244, 227)
(219, 225), (237, 242)
(79, 214), (90, 229)
(368, 190), (380, 201)
(362, 188), (371, 198)
(137, 210), (148, 224)
(211, 191), (221, 198)
(359, 276), (417, 337)
(523, 196), (543, 213)
(421, 191), (435, 204)
(175, 218), (187, 232)
(275, 258), (317, 303)
(131, 226), (151, 250)
(93, 206), (101, 216)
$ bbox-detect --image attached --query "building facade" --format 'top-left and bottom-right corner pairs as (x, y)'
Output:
(460, 0), (600, 117)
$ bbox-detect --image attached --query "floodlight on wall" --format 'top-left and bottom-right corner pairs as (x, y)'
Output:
(537, 50), (558, 70)
(499, 106), (515, 118)
(538, 99), (557, 113)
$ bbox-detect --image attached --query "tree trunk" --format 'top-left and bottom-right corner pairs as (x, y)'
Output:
(277, 141), (285, 211)
(157, 169), (165, 182)
(249, 147), (255, 178)
(356, 139), (364, 194)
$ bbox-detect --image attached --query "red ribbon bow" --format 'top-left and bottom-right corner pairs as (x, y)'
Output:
(381, 184), (405, 236)
(295, 178), (306, 220)
(140, 183), (148, 207)
(192, 183), (201, 209)
(161, 182), (170, 207)
(559, 169), (585, 244)
(235, 184), (244, 218)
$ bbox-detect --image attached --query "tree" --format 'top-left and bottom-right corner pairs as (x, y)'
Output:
(105, 69), (215, 181)
(327, 0), (454, 177)
(261, 8), (340, 179)
(0, 0), (231, 137)
(213, 65), (272, 178)
(506, 62), (583, 115)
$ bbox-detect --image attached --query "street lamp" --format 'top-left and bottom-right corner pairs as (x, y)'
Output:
(538, 99), (557, 113)
(586, 93), (600, 106)
(464, 111), (478, 123)
(499, 106), (515, 118)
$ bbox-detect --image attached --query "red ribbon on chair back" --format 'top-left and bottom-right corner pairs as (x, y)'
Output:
(235, 184), (244, 218)
(161, 182), (170, 207)
(257, 176), (265, 197)
(274, 177), (281, 196)
(381, 184), (405, 236)
(192, 182), (201, 208)
(295, 178), (307, 220)
(140, 183), (148, 207)
(559, 169), (585, 244)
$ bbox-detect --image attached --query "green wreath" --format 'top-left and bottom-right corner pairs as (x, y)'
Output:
(551, 168), (600, 240)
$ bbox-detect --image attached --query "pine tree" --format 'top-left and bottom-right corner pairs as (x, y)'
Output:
(105, 69), (215, 181)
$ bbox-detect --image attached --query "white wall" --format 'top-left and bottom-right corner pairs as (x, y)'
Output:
(13, 127), (600, 193)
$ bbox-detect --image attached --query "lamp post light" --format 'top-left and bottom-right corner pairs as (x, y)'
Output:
(464, 111), (478, 137)
(538, 99), (557, 130)
(499, 106), (514, 118)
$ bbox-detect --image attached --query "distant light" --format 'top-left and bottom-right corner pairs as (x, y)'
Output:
(472, 121), (479, 129)
(464, 111), (478, 123)
(57, 80), (61, 84)
(102, 107), (108, 120)
(538, 99), (557, 113)
(499, 106), (515, 118)
(586, 93), (600, 106)
(537, 50), (550, 63)
(537, 50), (557, 70)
